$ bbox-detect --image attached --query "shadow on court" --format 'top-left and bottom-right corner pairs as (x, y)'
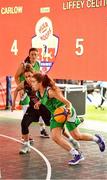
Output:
(0, 113), (107, 179)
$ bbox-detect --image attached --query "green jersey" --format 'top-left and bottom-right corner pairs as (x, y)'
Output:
(36, 88), (64, 114)
(36, 87), (81, 131)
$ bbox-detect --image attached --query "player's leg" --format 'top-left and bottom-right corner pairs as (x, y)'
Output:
(39, 104), (51, 138)
(20, 106), (39, 154)
(21, 105), (34, 144)
(50, 118), (84, 165)
(98, 87), (106, 109)
(38, 116), (49, 137)
(63, 124), (80, 151)
(20, 107), (32, 154)
(66, 106), (105, 152)
(69, 124), (105, 152)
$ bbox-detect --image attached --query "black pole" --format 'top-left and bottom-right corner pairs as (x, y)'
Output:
(6, 76), (12, 110)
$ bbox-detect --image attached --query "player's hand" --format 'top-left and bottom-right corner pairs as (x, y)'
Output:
(19, 89), (24, 98)
(66, 108), (72, 120)
(11, 105), (16, 111)
(34, 101), (41, 109)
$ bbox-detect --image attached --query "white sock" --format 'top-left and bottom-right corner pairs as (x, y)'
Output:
(92, 136), (99, 142)
(39, 116), (45, 131)
(23, 141), (29, 147)
(69, 148), (79, 156)
(69, 136), (74, 142)
(39, 126), (45, 131)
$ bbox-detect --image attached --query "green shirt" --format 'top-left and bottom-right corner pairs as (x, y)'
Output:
(36, 88), (75, 120)
(36, 88), (81, 130)
(36, 88), (64, 114)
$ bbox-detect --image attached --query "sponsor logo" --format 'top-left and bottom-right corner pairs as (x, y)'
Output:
(32, 17), (59, 73)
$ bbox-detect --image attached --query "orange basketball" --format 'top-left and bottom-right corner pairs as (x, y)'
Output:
(53, 107), (68, 123)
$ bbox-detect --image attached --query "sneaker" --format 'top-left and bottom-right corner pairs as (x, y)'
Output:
(29, 137), (34, 145)
(68, 153), (85, 165)
(95, 134), (105, 152)
(21, 137), (34, 145)
(96, 105), (104, 110)
(19, 142), (31, 154)
(40, 129), (49, 138)
(79, 152), (85, 161)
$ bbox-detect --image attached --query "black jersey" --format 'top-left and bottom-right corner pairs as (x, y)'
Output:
(24, 81), (38, 106)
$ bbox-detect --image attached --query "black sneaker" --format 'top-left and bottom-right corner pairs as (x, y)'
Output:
(40, 129), (49, 138)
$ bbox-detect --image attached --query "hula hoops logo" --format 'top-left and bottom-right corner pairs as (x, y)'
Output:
(32, 17), (59, 73)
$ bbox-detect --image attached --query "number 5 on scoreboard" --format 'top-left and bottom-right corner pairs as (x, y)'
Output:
(11, 40), (18, 55)
(75, 38), (84, 56)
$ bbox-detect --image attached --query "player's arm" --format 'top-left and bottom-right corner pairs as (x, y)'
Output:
(15, 63), (24, 85)
(11, 81), (24, 111)
(48, 89), (72, 114)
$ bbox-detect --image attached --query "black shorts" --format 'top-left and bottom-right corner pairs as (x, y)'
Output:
(22, 104), (51, 126)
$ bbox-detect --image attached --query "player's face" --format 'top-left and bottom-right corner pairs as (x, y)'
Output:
(29, 50), (38, 64)
(24, 72), (33, 85)
(31, 78), (40, 91)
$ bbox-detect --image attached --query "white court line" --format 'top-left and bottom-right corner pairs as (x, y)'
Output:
(0, 134), (51, 180)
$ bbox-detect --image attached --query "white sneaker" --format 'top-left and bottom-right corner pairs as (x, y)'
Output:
(19, 141), (31, 154)
(21, 137), (34, 145)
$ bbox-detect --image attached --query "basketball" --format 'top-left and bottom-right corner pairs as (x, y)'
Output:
(53, 107), (68, 123)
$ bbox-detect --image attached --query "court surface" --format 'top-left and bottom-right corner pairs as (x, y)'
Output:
(0, 110), (107, 180)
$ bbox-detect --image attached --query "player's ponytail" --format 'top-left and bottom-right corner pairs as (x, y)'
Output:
(42, 74), (56, 90)
(33, 73), (61, 92)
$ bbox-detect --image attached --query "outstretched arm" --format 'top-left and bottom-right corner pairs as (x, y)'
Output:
(15, 63), (25, 85)
(49, 89), (72, 114)
(11, 82), (24, 111)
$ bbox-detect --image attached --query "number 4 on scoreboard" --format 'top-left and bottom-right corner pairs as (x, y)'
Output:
(11, 40), (18, 55)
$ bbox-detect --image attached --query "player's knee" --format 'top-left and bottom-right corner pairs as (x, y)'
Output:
(72, 133), (82, 140)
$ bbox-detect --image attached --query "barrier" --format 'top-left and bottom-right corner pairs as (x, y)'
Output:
(0, 76), (87, 114)
(57, 84), (87, 116)
(0, 76), (6, 109)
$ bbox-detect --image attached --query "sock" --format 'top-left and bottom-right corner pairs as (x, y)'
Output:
(69, 136), (74, 142)
(69, 148), (79, 156)
(92, 136), (99, 143)
(69, 138), (80, 150)
(24, 141), (30, 146)
(39, 126), (45, 131)
(39, 116), (45, 131)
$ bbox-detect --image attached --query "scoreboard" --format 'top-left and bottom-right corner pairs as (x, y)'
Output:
(0, 0), (107, 80)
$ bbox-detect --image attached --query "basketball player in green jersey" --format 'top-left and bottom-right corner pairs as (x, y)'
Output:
(31, 73), (105, 165)
(15, 48), (49, 138)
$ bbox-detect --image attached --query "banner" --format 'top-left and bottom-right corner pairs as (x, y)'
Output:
(0, 0), (107, 80)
